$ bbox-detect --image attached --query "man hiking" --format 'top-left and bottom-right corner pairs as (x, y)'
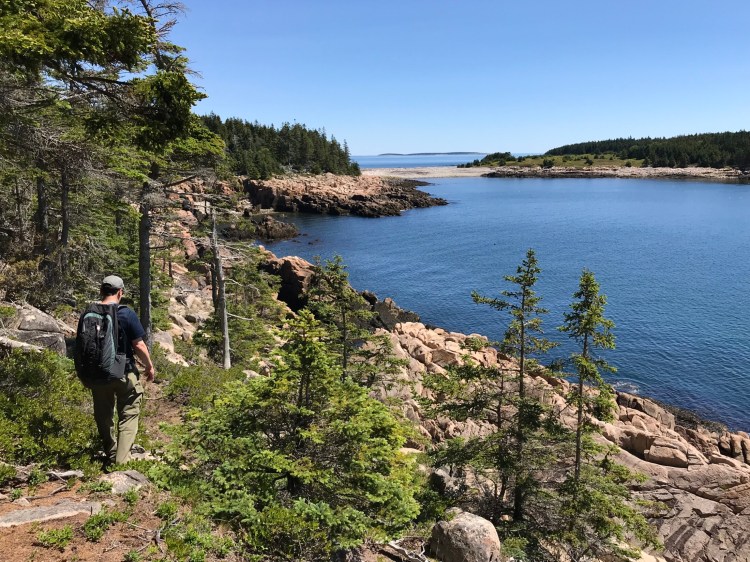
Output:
(78, 275), (155, 468)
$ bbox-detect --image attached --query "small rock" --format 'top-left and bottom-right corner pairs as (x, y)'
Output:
(48, 470), (84, 480)
(100, 470), (149, 495)
(13, 497), (31, 506)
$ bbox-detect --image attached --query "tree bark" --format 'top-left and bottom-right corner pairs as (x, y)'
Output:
(35, 174), (49, 255)
(60, 169), (70, 248)
(14, 178), (25, 244)
(211, 210), (230, 369)
(139, 191), (152, 349)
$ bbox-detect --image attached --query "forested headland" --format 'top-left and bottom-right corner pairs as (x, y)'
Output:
(460, 132), (750, 171)
(545, 131), (750, 169)
(201, 114), (361, 179)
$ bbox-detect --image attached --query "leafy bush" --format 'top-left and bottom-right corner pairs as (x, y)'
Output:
(123, 488), (139, 506)
(161, 513), (235, 561)
(0, 350), (96, 467)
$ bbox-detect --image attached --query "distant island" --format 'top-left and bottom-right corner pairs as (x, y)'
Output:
(377, 151), (484, 156)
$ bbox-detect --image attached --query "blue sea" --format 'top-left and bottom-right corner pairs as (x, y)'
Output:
(267, 160), (750, 431)
(353, 153), (486, 168)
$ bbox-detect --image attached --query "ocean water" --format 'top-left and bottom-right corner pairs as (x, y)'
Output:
(266, 177), (750, 431)
(353, 153), (485, 168)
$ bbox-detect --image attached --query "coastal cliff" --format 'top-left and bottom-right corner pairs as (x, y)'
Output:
(243, 173), (447, 217)
(2, 190), (747, 561)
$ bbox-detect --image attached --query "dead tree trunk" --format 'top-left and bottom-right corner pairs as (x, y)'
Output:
(211, 210), (231, 369)
(14, 178), (25, 245)
(139, 186), (152, 349)
(35, 174), (50, 257)
(57, 169), (71, 276)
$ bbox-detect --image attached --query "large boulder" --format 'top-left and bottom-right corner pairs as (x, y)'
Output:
(249, 215), (300, 241)
(362, 291), (420, 330)
(261, 255), (316, 311)
(429, 509), (502, 562)
(0, 302), (70, 355)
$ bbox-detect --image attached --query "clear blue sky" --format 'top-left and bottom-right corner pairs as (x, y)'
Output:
(170, 0), (750, 155)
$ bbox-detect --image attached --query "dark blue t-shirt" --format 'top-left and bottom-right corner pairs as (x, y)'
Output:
(117, 306), (146, 360)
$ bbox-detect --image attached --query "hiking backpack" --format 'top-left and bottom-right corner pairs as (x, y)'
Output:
(74, 303), (127, 385)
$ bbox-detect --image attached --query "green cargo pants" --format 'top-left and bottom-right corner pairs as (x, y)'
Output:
(91, 371), (144, 465)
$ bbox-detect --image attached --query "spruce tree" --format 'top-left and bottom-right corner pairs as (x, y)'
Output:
(559, 269), (616, 486)
(556, 269), (660, 560)
(472, 248), (557, 521)
(307, 255), (404, 387)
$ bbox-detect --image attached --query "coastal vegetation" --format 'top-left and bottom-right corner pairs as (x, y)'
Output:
(462, 131), (750, 170)
(0, 1), (735, 561)
(201, 114), (362, 179)
(459, 152), (644, 169)
(545, 131), (750, 169)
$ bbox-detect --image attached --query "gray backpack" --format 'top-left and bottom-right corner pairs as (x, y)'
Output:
(74, 303), (127, 386)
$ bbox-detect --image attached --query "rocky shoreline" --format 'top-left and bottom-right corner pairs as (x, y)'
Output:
(3, 244), (750, 560)
(362, 164), (749, 182)
(260, 254), (750, 561)
(243, 173), (447, 218)
(484, 165), (749, 181)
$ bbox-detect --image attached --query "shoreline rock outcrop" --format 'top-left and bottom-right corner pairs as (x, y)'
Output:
(243, 173), (447, 217)
(373, 318), (750, 562)
(483, 165), (748, 181)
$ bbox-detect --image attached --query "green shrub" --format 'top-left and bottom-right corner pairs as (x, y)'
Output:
(123, 550), (143, 562)
(123, 488), (139, 506)
(164, 362), (245, 409)
(0, 463), (16, 485)
(36, 525), (74, 550)
(155, 500), (179, 521)
(0, 350), (96, 467)
(27, 467), (47, 490)
(163, 311), (420, 561)
(161, 514), (234, 561)
(83, 509), (128, 541)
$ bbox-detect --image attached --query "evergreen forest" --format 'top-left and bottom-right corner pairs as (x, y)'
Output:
(201, 114), (362, 179)
(545, 131), (750, 169)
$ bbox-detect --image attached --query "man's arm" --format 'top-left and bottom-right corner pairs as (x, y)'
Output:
(132, 339), (155, 382)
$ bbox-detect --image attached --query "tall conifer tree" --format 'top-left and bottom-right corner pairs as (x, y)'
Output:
(556, 269), (660, 560)
(472, 249), (557, 521)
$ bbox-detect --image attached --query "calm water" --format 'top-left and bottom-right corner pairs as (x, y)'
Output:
(353, 154), (485, 168)
(267, 177), (750, 431)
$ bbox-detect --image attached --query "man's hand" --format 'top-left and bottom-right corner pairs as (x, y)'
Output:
(132, 339), (155, 382)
